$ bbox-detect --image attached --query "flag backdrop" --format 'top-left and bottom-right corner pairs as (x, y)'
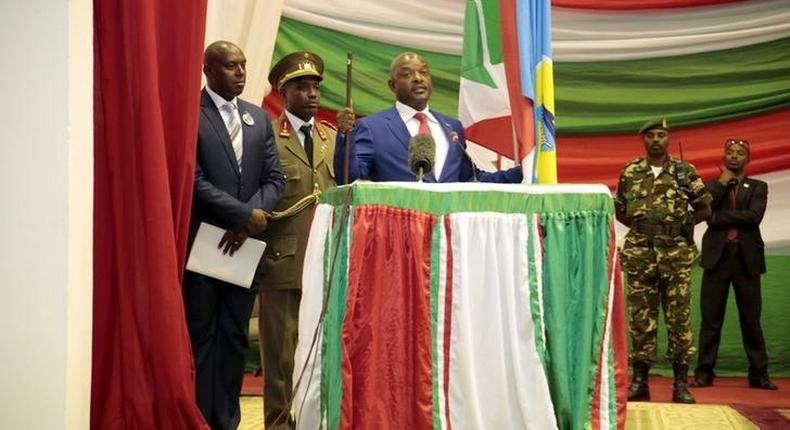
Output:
(252, 0), (790, 253)
(292, 182), (626, 430)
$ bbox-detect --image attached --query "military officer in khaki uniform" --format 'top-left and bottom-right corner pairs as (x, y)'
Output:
(615, 118), (711, 404)
(258, 51), (336, 430)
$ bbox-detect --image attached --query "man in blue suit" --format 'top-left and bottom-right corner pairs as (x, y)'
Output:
(334, 52), (522, 184)
(184, 40), (285, 430)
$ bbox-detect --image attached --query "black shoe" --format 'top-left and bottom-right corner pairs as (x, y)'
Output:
(689, 376), (713, 388)
(627, 361), (651, 402)
(672, 363), (696, 404)
(749, 376), (778, 390)
(628, 382), (650, 402)
(672, 381), (696, 404)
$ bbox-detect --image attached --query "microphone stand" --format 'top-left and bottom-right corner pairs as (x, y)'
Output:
(417, 167), (424, 183)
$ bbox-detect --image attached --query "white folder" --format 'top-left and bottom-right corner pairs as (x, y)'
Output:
(186, 222), (267, 288)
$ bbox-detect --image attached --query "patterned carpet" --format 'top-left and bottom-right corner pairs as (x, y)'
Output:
(626, 402), (757, 430)
(238, 397), (780, 430)
(239, 397), (264, 429)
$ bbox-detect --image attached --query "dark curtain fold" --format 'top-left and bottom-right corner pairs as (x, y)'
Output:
(91, 0), (209, 428)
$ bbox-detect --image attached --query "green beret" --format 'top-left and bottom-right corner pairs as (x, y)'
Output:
(638, 118), (669, 134)
(268, 51), (324, 91)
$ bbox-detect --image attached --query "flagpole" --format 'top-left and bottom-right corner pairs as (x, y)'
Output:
(511, 125), (520, 166)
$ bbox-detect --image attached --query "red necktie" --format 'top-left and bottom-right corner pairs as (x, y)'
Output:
(413, 112), (431, 136)
(727, 184), (739, 241)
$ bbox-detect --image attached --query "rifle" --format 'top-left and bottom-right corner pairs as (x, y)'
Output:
(677, 141), (695, 245)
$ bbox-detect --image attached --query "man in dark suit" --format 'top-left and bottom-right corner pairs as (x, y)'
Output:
(334, 52), (521, 184)
(184, 40), (285, 429)
(691, 138), (777, 391)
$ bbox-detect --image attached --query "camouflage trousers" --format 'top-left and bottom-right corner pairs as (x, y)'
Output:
(621, 233), (697, 364)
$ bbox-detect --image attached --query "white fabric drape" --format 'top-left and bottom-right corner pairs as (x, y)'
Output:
(204, 0), (285, 104)
(292, 204), (334, 430)
(448, 212), (557, 430)
(282, 0), (790, 60)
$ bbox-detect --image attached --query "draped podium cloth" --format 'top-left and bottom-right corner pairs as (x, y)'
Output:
(292, 182), (628, 430)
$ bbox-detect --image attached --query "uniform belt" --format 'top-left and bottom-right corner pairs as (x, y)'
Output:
(631, 222), (683, 237)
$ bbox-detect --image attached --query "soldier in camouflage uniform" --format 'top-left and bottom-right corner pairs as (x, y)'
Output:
(615, 118), (712, 404)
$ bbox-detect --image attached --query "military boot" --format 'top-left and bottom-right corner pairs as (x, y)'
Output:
(627, 361), (650, 401)
(672, 363), (696, 404)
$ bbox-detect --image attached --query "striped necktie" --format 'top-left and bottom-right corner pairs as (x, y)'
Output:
(224, 102), (243, 170)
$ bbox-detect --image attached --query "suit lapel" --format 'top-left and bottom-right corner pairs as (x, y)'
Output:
(238, 101), (255, 176)
(384, 108), (411, 152)
(313, 124), (329, 169)
(202, 90), (240, 176)
(736, 177), (753, 208)
(435, 112), (461, 183)
(280, 116), (311, 167)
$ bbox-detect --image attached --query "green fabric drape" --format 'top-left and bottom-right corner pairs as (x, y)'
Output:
(273, 17), (790, 134)
(541, 212), (613, 430)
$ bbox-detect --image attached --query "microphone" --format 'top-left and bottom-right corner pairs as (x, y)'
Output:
(408, 134), (435, 182)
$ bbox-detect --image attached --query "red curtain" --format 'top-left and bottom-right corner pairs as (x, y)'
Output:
(92, 0), (209, 428)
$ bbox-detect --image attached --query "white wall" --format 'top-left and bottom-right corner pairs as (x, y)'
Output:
(0, 1), (93, 429)
(204, 0), (284, 104)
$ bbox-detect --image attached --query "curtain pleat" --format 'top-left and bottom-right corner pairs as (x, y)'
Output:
(91, 0), (209, 428)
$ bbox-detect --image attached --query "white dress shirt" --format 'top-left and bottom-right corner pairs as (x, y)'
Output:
(395, 101), (449, 179)
(284, 110), (315, 149)
(206, 86), (244, 169)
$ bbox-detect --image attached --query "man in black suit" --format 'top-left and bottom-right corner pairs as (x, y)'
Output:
(691, 138), (777, 390)
(184, 40), (285, 429)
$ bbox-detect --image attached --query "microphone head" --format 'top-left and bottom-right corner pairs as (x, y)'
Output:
(408, 134), (435, 177)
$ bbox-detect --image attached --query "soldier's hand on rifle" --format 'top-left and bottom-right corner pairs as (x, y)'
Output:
(337, 107), (355, 134)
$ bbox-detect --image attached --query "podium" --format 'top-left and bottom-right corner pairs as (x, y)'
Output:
(293, 182), (627, 430)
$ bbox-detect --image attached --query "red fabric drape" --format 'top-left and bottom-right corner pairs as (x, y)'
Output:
(557, 108), (790, 189)
(552, 0), (747, 10)
(341, 206), (437, 430)
(92, 0), (209, 428)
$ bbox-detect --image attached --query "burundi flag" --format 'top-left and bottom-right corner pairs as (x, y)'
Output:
(459, 0), (557, 184)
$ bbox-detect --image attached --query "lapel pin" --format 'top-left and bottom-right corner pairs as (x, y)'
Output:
(743, 183), (750, 188)
(242, 112), (255, 126)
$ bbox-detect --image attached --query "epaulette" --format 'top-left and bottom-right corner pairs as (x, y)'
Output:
(278, 117), (291, 138)
(317, 120), (337, 141)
